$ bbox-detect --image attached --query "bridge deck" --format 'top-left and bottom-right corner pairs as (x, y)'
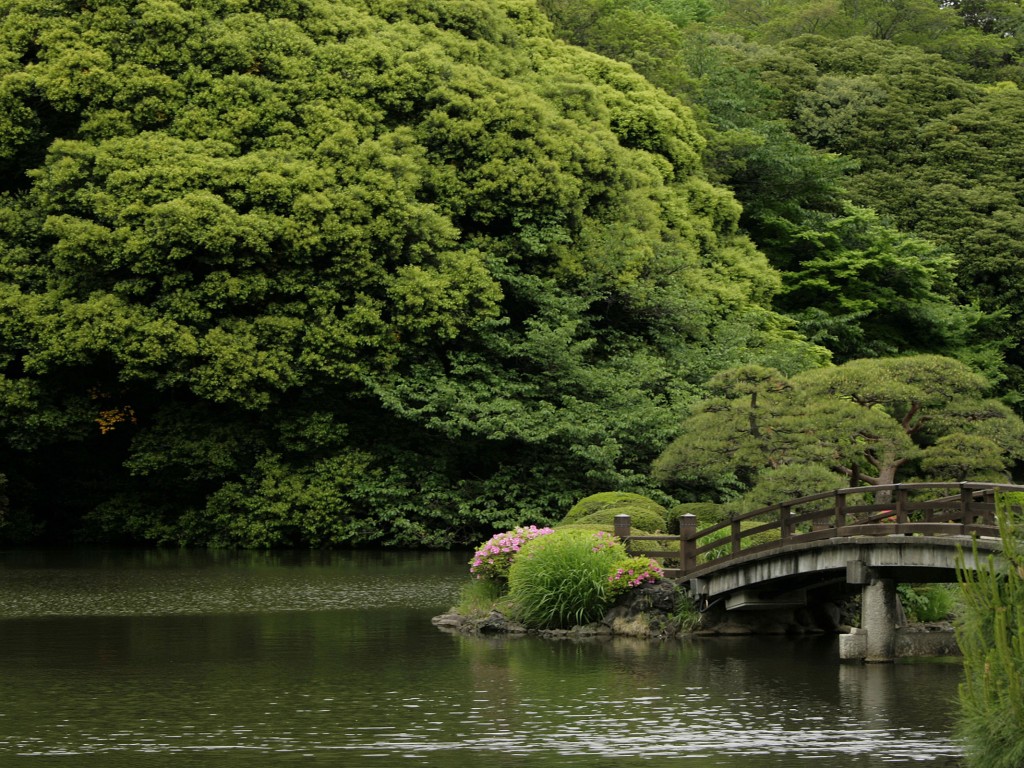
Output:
(613, 482), (1023, 592)
(685, 534), (1003, 599)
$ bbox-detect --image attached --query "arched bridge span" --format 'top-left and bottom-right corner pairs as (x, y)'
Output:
(614, 482), (1024, 661)
(683, 534), (1000, 605)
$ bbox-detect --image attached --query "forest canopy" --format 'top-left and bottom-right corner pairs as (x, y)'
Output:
(541, 0), (1023, 382)
(2, 0), (1021, 548)
(0, 0), (822, 546)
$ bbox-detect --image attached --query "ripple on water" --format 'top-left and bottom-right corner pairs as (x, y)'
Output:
(0, 685), (962, 764)
(0, 552), (467, 617)
(0, 552), (963, 767)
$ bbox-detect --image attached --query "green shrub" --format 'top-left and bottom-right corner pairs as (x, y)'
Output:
(742, 464), (846, 512)
(898, 583), (956, 623)
(572, 507), (666, 534)
(562, 492), (668, 527)
(508, 529), (626, 629)
(670, 502), (728, 528)
(557, 524), (666, 564)
(670, 589), (702, 633)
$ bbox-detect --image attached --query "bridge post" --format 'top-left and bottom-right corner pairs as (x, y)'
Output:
(613, 514), (631, 541)
(730, 519), (741, 555)
(679, 514), (698, 574)
(780, 504), (792, 539)
(862, 578), (899, 663)
(894, 485), (908, 526)
(835, 490), (846, 530)
(960, 483), (973, 526)
(980, 486), (997, 527)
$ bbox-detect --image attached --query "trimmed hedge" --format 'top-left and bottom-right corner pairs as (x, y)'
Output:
(572, 507), (667, 534)
(562, 492), (669, 528)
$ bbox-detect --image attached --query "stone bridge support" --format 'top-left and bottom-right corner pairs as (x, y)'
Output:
(839, 561), (902, 662)
(684, 538), (1002, 662)
(839, 578), (900, 662)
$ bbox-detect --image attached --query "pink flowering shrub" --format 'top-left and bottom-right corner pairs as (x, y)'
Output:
(606, 556), (663, 598)
(469, 525), (554, 580)
(589, 529), (619, 553)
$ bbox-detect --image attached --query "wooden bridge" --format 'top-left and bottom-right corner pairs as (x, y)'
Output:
(614, 482), (1024, 661)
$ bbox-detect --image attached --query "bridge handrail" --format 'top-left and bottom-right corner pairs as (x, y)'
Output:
(614, 482), (1024, 579)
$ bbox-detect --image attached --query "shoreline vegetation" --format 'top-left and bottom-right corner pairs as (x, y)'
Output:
(955, 492), (1024, 767)
(432, 574), (962, 646)
(433, 491), (962, 645)
(433, 579), (696, 641)
(435, 490), (1024, 764)
(434, 501), (707, 639)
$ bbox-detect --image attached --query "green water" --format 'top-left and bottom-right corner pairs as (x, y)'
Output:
(0, 550), (964, 766)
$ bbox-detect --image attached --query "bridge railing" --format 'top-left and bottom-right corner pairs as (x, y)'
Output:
(614, 482), (1024, 579)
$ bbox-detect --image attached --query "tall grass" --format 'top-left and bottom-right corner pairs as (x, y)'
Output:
(956, 491), (1024, 768)
(507, 529), (626, 629)
(453, 577), (507, 620)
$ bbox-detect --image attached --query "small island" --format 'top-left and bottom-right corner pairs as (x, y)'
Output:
(434, 490), (988, 665)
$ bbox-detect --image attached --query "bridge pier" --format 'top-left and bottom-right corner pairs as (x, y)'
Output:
(861, 578), (899, 662)
(838, 564), (900, 662)
(838, 560), (900, 662)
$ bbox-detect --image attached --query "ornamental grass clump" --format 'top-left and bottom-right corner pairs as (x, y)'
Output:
(956, 492), (1024, 768)
(469, 525), (554, 581)
(507, 529), (627, 629)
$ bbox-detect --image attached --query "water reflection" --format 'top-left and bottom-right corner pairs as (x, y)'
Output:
(440, 634), (963, 766)
(0, 550), (964, 766)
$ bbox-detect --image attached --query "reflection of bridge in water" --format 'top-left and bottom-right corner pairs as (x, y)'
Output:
(614, 482), (1024, 662)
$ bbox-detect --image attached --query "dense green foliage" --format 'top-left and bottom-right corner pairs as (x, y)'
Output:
(2, 0), (1022, 547)
(957, 493), (1024, 768)
(653, 356), (1024, 505)
(542, 0), (1024, 509)
(898, 583), (956, 623)
(0, 0), (823, 546)
(540, 0), (986, 369)
(767, 35), (1024, 389)
(542, 0), (1024, 394)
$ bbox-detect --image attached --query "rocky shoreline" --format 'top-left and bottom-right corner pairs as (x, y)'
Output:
(432, 581), (959, 654)
(432, 581), (688, 639)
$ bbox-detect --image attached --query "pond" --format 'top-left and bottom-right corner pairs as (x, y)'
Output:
(0, 549), (964, 767)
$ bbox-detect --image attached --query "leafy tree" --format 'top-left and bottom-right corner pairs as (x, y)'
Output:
(539, 3), (980, 367)
(711, 0), (962, 44)
(0, 0), (816, 546)
(653, 356), (1024, 503)
(770, 203), (975, 362)
(709, 0), (1022, 81)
